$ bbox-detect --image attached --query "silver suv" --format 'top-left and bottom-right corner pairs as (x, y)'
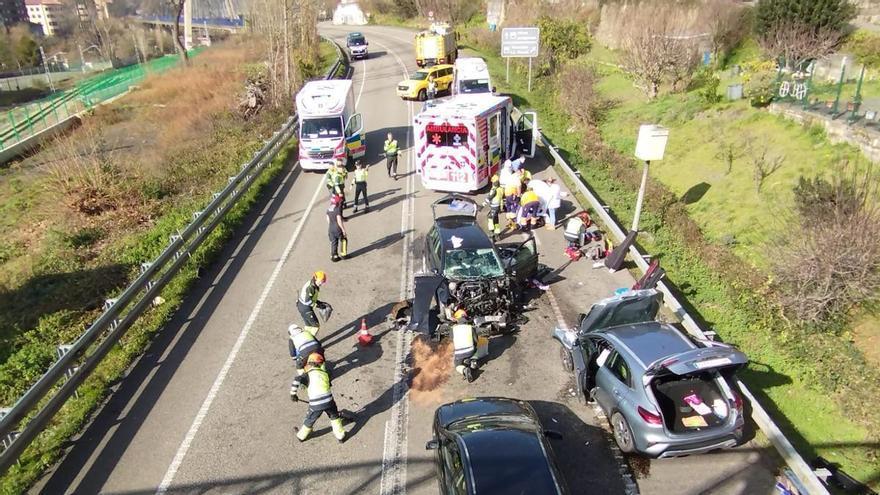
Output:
(554, 289), (748, 458)
(346, 32), (368, 60)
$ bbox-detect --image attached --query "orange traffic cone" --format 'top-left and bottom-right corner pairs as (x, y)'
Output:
(357, 318), (373, 346)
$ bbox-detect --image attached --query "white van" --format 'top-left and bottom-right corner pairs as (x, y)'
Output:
(413, 94), (537, 192)
(295, 79), (365, 170)
(452, 57), (492, 95)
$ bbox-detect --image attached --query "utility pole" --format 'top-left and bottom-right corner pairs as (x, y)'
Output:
(78, 43), (86, 72)
(38, 46), (55, 92)
(282, 0), (291, 100)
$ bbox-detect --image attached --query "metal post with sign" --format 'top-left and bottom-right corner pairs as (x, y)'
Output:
(501, 27), (539, 92)
(632, 124), (669, 232)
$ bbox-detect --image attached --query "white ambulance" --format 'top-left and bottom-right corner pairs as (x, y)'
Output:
(413, 94), (537, 192)
(295, 79), (365, 170)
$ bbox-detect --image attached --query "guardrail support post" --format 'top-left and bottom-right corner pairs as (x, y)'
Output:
(55, 345), (81, 398)
(0, 410), (21, 463)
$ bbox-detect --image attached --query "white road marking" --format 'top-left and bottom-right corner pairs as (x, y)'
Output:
(156, 44), (368, 494)
(155, 175), (325, 494)
(375, 35), (415, 495)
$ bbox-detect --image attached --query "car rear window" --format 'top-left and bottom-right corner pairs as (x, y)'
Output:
(461, 428), (561, 494)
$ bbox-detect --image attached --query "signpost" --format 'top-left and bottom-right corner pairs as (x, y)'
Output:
(632, 124), (669, 232)
(501, 27), (539, 91)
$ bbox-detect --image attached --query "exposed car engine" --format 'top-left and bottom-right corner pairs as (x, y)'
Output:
(440, 277), (515, 325)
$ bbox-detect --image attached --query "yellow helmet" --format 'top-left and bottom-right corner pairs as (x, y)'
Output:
(491, 175), (499, 183)
(453, 309), (467, 321)
(314, 271), (327, 284)
(307, 353), (325, 365)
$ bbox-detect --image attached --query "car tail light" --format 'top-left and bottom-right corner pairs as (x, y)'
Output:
(637, 406), (663, 425)
(732, 391), (743, 413)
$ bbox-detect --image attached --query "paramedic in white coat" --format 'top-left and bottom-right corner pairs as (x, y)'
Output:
(545, 178), (566, 229)
(499, 157), (525, 190)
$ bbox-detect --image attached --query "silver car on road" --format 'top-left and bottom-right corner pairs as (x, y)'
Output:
(553, 289), (748, 458)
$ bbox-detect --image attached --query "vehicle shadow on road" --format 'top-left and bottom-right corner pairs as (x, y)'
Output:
(33, 155), (305, 494)
(528, 400), (632, 495)
(345, 229), (412, 259)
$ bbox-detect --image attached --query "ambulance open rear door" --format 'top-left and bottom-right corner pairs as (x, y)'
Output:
(344, 113), (365, 161)
(515, 111), (538, 158)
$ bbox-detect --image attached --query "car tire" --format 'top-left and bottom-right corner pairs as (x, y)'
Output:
(418, 89), (427, 101)
(611, 412), (636, 454)
(560, 345), (573, 372)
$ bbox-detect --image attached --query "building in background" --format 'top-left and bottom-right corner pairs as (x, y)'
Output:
(75, 0), (111, 22)
(1, 0), (28, 28)
(25, 0), (64, 35)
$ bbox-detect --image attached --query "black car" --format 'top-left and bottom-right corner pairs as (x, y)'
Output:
(427, 397), (570, 495)
(346, 32), (369, 59)
(411, 195), (538, 337)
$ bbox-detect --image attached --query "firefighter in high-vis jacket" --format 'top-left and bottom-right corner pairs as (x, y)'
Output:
(288, 324), (324, 397)
(297, 271), (330, 334)
(295, 353), (347, 442)
(452, 309), (478, 383)
(325, 160), (347, 207)
(486, 175), (503, 240)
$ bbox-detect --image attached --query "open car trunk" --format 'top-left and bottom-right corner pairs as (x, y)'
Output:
(651, 373), (728, 433)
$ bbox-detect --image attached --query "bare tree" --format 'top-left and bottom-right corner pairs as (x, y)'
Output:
(702, 0), (749, 65)
(714, 136), (744, 175)
(618, 2), (702, 99)
(168, 0), (190, 66)
(749, 142), (785, 192)
(757, 19), (845, 70)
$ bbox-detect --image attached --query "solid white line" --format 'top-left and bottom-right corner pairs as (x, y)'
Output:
(155, 177), (325, 495)
(376, 34), (415, 495)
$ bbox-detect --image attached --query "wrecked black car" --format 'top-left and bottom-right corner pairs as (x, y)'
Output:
(410, 195), (538, 339)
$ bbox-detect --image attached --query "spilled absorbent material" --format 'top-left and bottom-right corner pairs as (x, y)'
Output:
(409, 337), (452, 406)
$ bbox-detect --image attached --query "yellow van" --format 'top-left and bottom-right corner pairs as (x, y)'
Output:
(396, 64), (454, 101)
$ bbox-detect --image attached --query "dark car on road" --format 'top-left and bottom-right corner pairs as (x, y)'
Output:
(346, 32), (369, 59)
(427, 397), (570, 495)
(411, 195), (538, 338)
(553, 289), (749, 458)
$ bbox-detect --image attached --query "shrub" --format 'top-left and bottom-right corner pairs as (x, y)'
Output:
(691, 67), (723, 104)
(536, 16), (591, 74)
(774, 163), (880, 324)
(844, 30), (880, 69)
(556, 64), (614, 128)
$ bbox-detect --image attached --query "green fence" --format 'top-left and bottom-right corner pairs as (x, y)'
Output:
(0, 50), (202, 153)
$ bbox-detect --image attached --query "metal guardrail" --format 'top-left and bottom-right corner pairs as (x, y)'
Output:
(525, 112), (829, 495)
(0, 39), (346, 476)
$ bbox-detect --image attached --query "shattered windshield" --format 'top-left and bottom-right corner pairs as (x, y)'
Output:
(301, 117), (343, 139)
(443, 248), (505, 279)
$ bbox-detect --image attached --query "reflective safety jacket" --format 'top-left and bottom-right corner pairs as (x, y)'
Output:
(384, 139), (399, 157)
(489, 183), (503, 207)
(353, 168), (368, 183)
(302, 364), (334, 409)
(565, 217), (586, 238)
(298, 280), (320, 306)
(452, 324), (476, 358)
(292, 329), (321, 358)
(326, 168), (346, 188)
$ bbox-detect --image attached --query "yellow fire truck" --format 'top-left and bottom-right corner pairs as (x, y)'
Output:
(415, 23), (458, 67)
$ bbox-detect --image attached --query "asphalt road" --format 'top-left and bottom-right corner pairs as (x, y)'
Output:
(31, 24), (781, 495)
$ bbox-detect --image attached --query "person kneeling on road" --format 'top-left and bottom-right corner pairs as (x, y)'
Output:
(452, 309), (479, 383)
(297, 271), (331, 335)
(518, 186), (542, 232)
(295, 353), (347, 442)
(288, 324), (324, 397)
